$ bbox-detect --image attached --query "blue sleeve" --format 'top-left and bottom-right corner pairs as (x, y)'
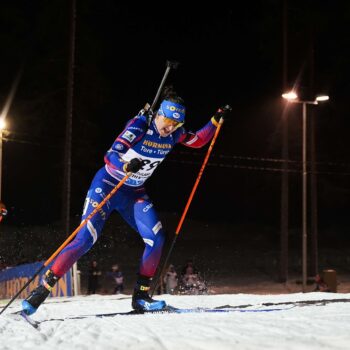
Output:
(104, 115), (148, 171)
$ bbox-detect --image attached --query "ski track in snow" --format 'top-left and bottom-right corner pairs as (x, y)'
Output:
(1, 293), (350, 350)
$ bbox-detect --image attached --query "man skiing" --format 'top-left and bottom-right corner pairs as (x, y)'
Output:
(22, 86), (231, 315)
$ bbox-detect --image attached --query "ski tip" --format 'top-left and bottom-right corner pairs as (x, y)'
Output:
(19, 310), (40, 329)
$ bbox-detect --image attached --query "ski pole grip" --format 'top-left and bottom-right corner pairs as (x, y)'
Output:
(166, 60), (179, 69)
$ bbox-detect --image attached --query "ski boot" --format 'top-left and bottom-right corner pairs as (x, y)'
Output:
(132, 275), (166, 312)
(22, 269), (59, 315)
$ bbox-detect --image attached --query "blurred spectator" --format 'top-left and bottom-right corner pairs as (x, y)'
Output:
(182, 265), (199, 288)
(0, 201), (7, 223)
(0, 256), (6, 271)
(314, 274), (331, 292)
(107, 264), (124, 294)
(181, 259), (198, 277)
(179, 263), (207, 295)
(163, 264), (178, 294)
(87, 260), (101, 294)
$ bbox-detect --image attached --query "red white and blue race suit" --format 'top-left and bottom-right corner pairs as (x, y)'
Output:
(51, 115), (219, 279)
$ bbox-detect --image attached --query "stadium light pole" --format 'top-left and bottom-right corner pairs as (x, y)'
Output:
(0, 117), (6, 200)
(282, 91), (329, 292)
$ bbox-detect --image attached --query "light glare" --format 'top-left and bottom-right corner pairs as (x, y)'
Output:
(316, 95), (329, 102)
(282, 91), (298, 100)
(0, 119), (6, 130)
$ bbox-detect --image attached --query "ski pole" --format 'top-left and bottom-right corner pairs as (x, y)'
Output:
(151, 117), (225, 296)
(142, 60), (179, 124)
(0, 173), (130, 315)
(150, 60), (179, 111)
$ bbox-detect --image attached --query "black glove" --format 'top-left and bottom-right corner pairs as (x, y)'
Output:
(124, 158), (143, 173)
(213, 105), (232, 123)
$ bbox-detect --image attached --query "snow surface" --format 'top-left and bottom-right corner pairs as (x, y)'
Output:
(1, 292), (350, 350)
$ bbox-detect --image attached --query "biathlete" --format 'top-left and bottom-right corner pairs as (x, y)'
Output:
(22, 86), (230, 315)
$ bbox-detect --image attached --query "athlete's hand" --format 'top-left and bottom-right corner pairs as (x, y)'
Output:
(213, 105), (232, 123)
(124, 158), (143, 173)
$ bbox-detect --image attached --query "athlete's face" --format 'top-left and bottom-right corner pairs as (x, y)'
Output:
(154, 114), (183, 137)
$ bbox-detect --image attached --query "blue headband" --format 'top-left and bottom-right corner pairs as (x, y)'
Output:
(158, 100), (186, 123)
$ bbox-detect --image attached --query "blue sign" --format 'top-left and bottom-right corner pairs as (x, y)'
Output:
(0, 261), (72, 299)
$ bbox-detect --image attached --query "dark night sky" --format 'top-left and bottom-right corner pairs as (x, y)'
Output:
(1, 1), (350, 236)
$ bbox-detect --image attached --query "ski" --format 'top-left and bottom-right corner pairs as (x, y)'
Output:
(2, 297), (348, 313)
(20, 311), (40, 329)
(9, 311), (40, 330)
(214, 298), (350, 310)
(8, 297), (348, 329)
(30, 304), (290, 326)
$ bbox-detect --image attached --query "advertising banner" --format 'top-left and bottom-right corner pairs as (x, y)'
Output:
(0, 262), (72, 299)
